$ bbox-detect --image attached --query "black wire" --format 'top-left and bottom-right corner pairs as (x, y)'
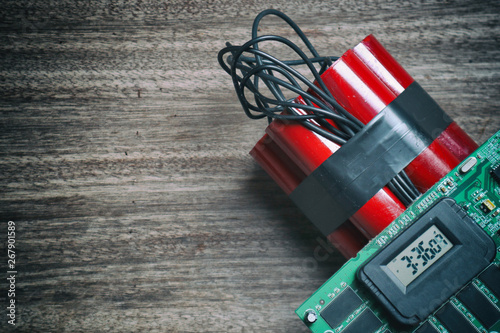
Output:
(238, 55), (339, 67)
(388, 180), (412, 207)
(218, 9), (421, 206)
(250, 10), (364, 129)
(220, 40), (362, 136)
(397, 172), (421, 198)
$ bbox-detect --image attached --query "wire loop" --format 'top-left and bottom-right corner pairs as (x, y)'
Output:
(218, 9), (420, 205)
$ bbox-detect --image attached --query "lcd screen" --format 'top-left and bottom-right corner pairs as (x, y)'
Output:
(387, 225), (453, 287)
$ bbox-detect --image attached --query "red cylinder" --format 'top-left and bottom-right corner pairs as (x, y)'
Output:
(435, 121), (478, 161)
(251, 134), (307, 196)
(327, 222), (368, 259)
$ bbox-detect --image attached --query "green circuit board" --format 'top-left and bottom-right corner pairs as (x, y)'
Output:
(296, 130), (500, 333)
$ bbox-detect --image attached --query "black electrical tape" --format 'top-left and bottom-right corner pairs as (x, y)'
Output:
(289, 81), (452, 236)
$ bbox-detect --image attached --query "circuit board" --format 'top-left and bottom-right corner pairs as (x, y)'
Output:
(296, 130), (500, 333)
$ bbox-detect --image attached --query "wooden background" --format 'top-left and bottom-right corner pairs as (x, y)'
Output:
(0, 0), (499, 332)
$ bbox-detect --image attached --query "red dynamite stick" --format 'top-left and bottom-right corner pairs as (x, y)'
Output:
(355, 35), (478, 161)
(326, 222), (368, 260)
(251, 134), (307, 195)
(251, 134), (368, 258)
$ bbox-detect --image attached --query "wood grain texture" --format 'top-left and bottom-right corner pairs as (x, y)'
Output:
(0, 0), (499, 332)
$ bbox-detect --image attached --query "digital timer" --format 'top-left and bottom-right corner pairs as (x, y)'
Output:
(357, 197), (496, 325)
(387, 225), (453, 287)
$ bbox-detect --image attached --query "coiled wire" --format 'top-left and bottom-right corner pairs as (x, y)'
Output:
(218, 9), (420, 206)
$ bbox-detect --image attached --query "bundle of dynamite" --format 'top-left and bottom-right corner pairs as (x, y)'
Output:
(218, 9), (477, 258)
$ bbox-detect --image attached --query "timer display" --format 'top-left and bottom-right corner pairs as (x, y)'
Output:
(357, 198), (496, 325)
(387, 225), (453, 287)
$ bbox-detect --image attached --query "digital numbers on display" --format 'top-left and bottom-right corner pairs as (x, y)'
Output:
(387, 225), (453, 287)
